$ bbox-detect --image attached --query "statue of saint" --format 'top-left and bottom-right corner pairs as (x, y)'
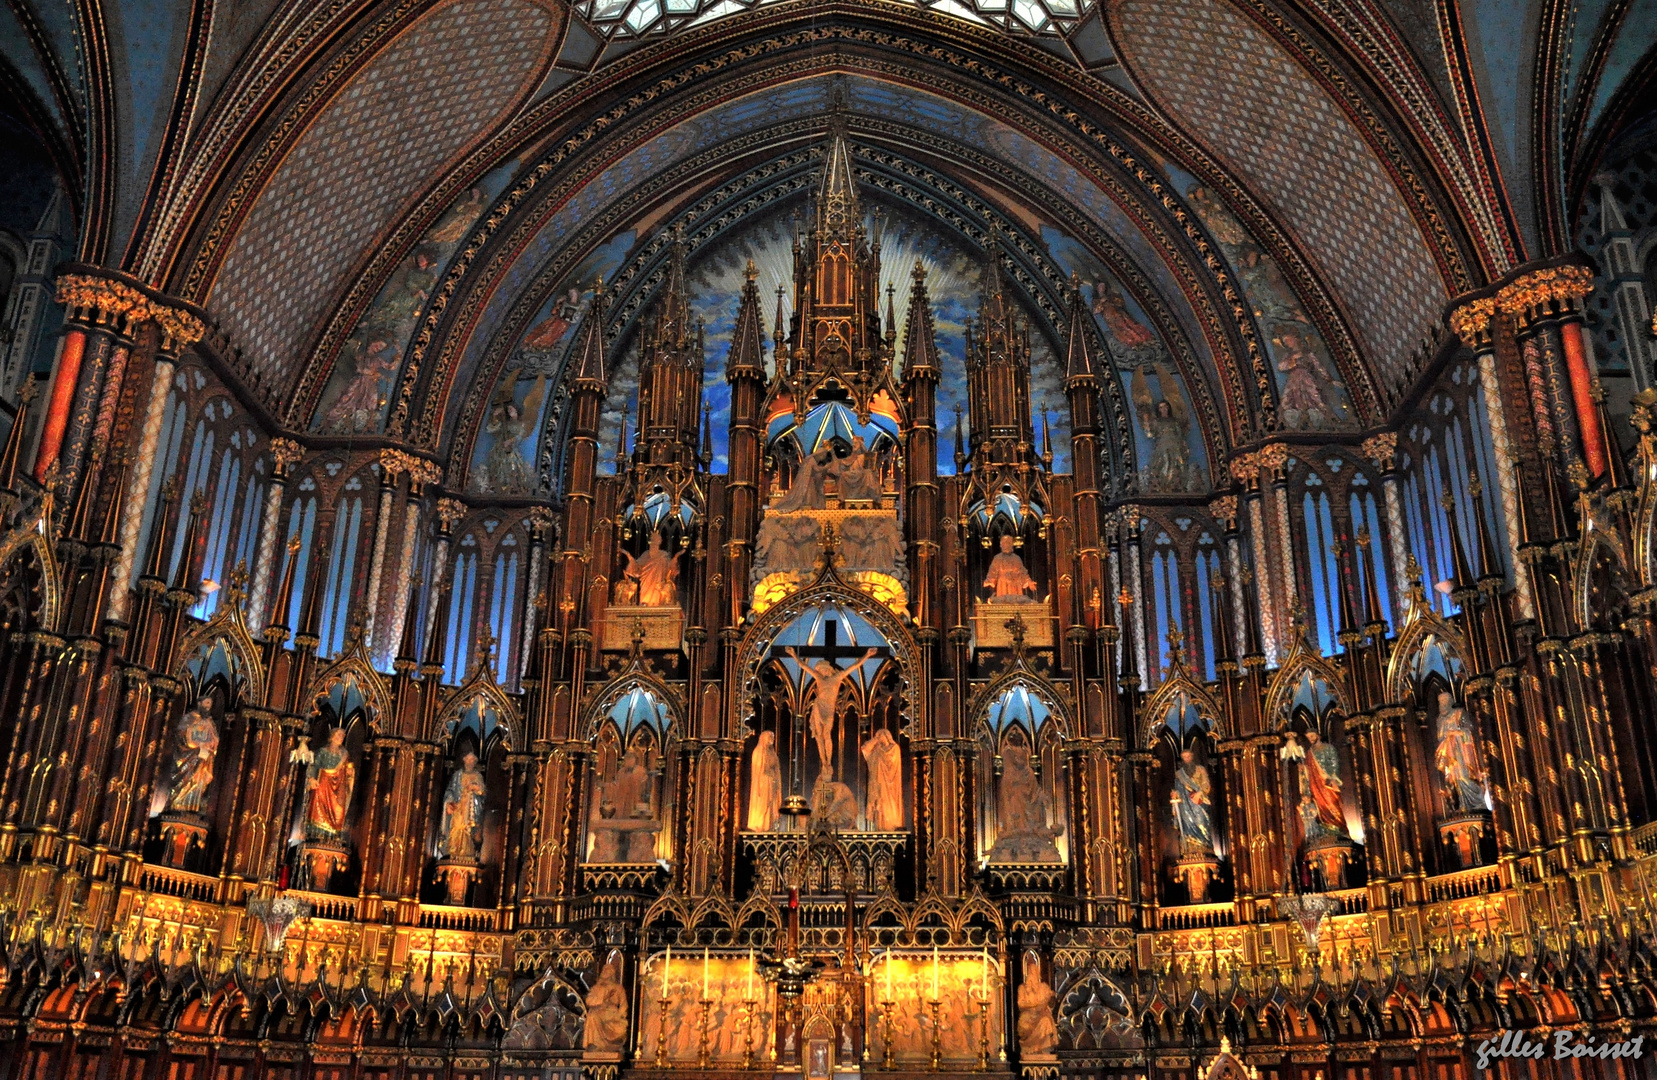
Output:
(1434, 690), (1486, 812)
(304, 727), (356, 841)
(746, 730), (782, 832)
(583, 952), (630, 1053)
(609, 749), (653, 820)
(832, 436), (881, 502)
(774, 446), (833, 512)
(165, 698), (220, 814)
(1169, 749), (1213, 855)
(982, 535), (1038, 603)
(621, 531), (679, 607)
(1015, 953), (1058, 1058)
(1298, 730), (1347, 840)
(809, 778), (859, 832)
(439, 751), (487, 861)
(786, 646), (878, 780)
(837, 515), (903, 572)
(861, 728), (904, 830)
(989, 745), (1062, 861)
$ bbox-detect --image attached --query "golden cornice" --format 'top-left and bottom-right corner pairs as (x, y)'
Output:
(1447, 295), (1498, 350)
(436, 497), (467, 527)
(1495, 264), (1595, 328)
(270, 437), (304, 470)
(54, 275), (152, 325)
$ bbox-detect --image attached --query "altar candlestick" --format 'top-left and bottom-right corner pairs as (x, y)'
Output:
(746, 947), (754, 999)
(884, 949), (892, 1000)
(663, 945), (671, 997)
(931, 944), (939, 1001)
(980, 947), (989, 999)
(702, 946), (710, 999)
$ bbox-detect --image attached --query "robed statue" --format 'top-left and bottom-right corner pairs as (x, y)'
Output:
(583, 952), (630, 1054)
(982, 535), (1038, 602)
(304, 727), (356, 840)
(620, 531), (679, 607)
(1434, 690), (1485, 812)
(774, 446), (834, 512)
(165, 698), (220, 814)
(1298, 730), (1347, 840)
(1169, 749), (1213, 854)
(1016, 952), (1059, 1058)
(860, 727), (904, 830)
(746, 730), (782, 832)
(831, 435), (881, 501)
(439, 751), (487, 861)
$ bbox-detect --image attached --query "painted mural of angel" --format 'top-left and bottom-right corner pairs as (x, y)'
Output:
(474, 372), (547, 496)
(1130, 363), (1192, 493)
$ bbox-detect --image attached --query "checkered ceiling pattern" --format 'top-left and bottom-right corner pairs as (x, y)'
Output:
(1116, 0), (1447, 387)
(208, 0), (555, 395)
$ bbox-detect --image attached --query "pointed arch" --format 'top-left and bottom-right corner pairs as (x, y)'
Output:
(1263, 638), (1350, 730)
(307, 651), (392, 734)
(1141, 671), (1224, 748)
(0, 523), (62, 634)
(174, 603), (266, 709)
(582, 671), (683, 743)
(968, 670), (1072, 743)
(737, 576), (919, 706)
(1384, 601), (1468, 706)
(435, 667), (520, 749)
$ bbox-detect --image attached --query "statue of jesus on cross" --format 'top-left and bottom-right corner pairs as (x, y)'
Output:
(786, 644), (879, 780)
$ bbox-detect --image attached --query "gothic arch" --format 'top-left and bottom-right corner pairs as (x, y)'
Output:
(1263, 637), (1350, 730)
(581, 670), (684, 743)
(737, 575), (919, 708)
(968, 670), (1072, 743)
(1384, 600), (1468, 707)
(0, 524), (62, 635)
(173, 602), (265, 709)
(1141, 670), (1225, 748)
(307, 648), (392, 734)
(434, 665), (520, 750)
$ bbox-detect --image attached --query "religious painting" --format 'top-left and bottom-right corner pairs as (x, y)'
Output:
(638, 952), (776, 1064)
(744, 604), (906, 833)
(865, 952), (1004, 1066)
(311, 159), (519, 434)
(977, 682), (1068, 865)
(584, 684), (675, 863)
(1151, 697), (1226, 904)
(1041, 226), (1209, 494)
(1150, 156), (1354, 432)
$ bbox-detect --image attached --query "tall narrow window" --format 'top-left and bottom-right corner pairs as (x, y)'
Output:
(194, 428), (243, 618)
(1149, 534), (1181, 681)
(234, 456), (267, 574)
(1194, 542), (1220, 680)
(169, 402), (223, 581)
(489, 533), (521, 688)
(1301, 475), (1342, 656)
(445, 535), (480, 684)
(319, 475), (365, 658)
(280, 477), (319, 635)
(135, 388), (187, 576)
(1420, 446), (1458, 615)
(1348, 477), (1392, 629)
(1469, 378), (1510, 580)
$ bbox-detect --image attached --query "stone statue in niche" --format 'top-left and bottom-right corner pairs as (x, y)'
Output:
(774, 446), (834, 512)
(303, 727), (356, 841)
(1016, 953), (1059, 1059)
(1169, 749), (1214, 855)
(831, 435), (881, 502)
(620, 531), (679, 607)
(1434, 690), (1485, 812)
(982, 535), (1038, 603)
(838, 515), (903, 572)
(588, 749), (660, 861)
(746, 730), (782, 832)
(989, 746), (1062, 862)
(439, 751), (487, 861)
(582, 952), (630, 1055)
(164, 697), (220, 814)
(861, 727), (904, 830)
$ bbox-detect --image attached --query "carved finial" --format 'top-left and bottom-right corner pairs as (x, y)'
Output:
(1117, 585), (1133, 610)
(1355, 527), (1371, 550)
(1005, 614), (1028, 658)
(629, 618), (647, 660)
(1467, 473), (1483, 499)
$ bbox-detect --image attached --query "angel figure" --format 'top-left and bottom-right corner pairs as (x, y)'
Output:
(1273, 330), (1343, 430)
(1130, 363), (1191, 493)
(475, 373), (546, 495)
(1090, 278), (1158, 360)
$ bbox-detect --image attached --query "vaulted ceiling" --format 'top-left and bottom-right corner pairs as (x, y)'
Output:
(3, 0), (1654, 480)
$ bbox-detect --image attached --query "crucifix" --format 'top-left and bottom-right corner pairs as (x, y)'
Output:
(781, 619), (891, 780)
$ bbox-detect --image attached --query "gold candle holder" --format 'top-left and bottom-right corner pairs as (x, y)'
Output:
(879, 998), (895, 1071)
(928, 997), (941, 1071)
(655, 994), (671, 1068)
(697, 996), (712, 1068)
(976, 996), (991, 1070)
(742, 996), (757, 1070)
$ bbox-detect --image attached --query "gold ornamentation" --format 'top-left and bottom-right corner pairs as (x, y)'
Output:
(437, 497), (466, 527)
(1360, 431), (1398, 466)
(1447, 296), (1497, 349)
(1495, 264), (1595, 326)
(1210, 495), (1238, 524)
(270, 438), (304, 470)
(379, 448), (437, 482)
(54, 275), (151, 324)
(150, 305), (206, 348)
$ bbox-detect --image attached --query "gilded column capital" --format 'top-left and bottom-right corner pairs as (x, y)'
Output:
(1448, 295), (1498, 352)
(436, 497), (466, 528)
(1360, 431), (1398, 468)
(54, 274), (152, 328)
(1495, 264), (1595, 330)
(1210, 495), (1238, 527)
(270, 438), (304, 471)
(150, 305), (206, 352)
(378, 448), (440, 488)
